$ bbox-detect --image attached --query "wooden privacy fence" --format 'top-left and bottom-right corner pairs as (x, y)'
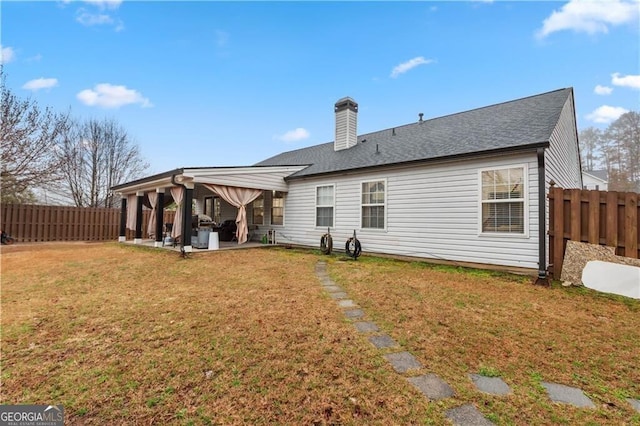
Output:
(1, 204), (176, 243)
(548, 186), (639, 278)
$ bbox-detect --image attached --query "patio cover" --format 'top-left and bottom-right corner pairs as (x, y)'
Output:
(111, 166), (307, 243)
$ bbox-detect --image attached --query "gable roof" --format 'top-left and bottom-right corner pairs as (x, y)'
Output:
(256, 88), (573, 179)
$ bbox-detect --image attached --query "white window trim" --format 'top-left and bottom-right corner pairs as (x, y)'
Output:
(360, 178), (387, 231)
(315, 184), (335, 228)
(477, 164), (529, 238)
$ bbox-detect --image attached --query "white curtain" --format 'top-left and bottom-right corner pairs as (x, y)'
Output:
(203, 184), (262, 244)
(170, 187), (184, 239)
(126, 194), (137, 231)
(147, 192), (158, 237)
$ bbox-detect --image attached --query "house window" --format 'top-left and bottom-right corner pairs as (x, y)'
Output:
(316, 185), (334, 227)
(204, 196), (221, 223)
(361, 180), (385, 229)
(252, 196), (264, 225)
(271, 191), (284, 225)
(204, 197), (213, 218)
(480, 166), (526, 234)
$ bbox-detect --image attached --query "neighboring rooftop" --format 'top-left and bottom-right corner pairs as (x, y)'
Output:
(583, 170), (608, 182)
(255, 88), (573, 179)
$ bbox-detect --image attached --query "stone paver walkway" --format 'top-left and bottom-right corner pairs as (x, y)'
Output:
(469, 374), (511, 396)
(542, 382), (595, 408)
(314, 261), (637, 423)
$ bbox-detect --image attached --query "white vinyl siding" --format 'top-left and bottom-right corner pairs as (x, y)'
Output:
(545, 93), (582, 190)
(479, 166), (527, 235)
(361, 180), (386, 229)
(278, 152), (540, 270)
(315, 185), (334, 227)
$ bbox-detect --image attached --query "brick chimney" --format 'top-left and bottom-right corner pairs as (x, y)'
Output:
(334, 97), (358, 151)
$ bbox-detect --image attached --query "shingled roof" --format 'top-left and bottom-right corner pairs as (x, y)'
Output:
(255, 88), (573, 179)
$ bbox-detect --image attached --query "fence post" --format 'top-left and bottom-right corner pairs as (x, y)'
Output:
(625, 192), (638, 258)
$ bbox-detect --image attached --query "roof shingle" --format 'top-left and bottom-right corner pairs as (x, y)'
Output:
(255, 88), (572, 179)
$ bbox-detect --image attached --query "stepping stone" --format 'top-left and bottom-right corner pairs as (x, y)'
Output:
(407, 374), (455, 401)
(368, 334), (398, 349)
(323, 285), (343, 293)
(627, 398), (640, 413)
(338, 299), (357, 308)
(329, 292), (348, 300)
(319, 277), (334, 286)
(542, 382), (595, 408)
(446, 404), (495, 426)
(343, 309), (365, 319)
(384, 351), (422, 373)
(353, 321), (379, 333)
(469, 374), (511, 395)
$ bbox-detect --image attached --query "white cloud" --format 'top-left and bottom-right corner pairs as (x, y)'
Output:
(390, 56), (435, 79)
(76, 9), (111, 25)
(536, 0), (639, 38)
(84, 0), (122, 10)
(594, 84), (613, 95)
(1, 45), (16, 64)
(22, 78), (59, 91)
(611, 72), (640, 89)
(274, 128), (310, 143)
(77, 83), (152, 109)
(586, 105), (629, 123)
(75, 7), (124, 31)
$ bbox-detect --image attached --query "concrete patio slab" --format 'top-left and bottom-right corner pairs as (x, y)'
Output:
(407, 374), (455, 401)
(343, 309), (365, 319)
(446, 404), (495, 426)
(469, 374), (511, 395)
(368, 334), (398, 349)
(542, 382), (595, 408)
(384, 351), (422, 373)
(353, 321), (379, 333)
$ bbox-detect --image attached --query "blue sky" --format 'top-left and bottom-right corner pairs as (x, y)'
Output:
(2, 0), (639, 175)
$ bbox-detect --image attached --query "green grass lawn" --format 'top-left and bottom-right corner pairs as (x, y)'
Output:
(1, 243), (638, 425)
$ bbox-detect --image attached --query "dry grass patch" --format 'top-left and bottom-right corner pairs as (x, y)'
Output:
(1, 243), (429, 424)
(329, 256), (640, 425)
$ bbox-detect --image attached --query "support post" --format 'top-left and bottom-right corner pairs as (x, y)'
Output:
(134, 191), (144, 244)
(181, 184), (194, 252)
(154, 189), (165, 248)
(119, 196), (127, 242)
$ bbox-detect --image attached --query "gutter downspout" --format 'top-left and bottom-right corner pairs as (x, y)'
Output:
(536, 147), (549, 285)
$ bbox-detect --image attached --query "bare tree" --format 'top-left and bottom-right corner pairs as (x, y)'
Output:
(604, 112), (640, 192)
(57, 118), (149, 207)
(578, 127), (602, 171)
(0, 71), (71, 203)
